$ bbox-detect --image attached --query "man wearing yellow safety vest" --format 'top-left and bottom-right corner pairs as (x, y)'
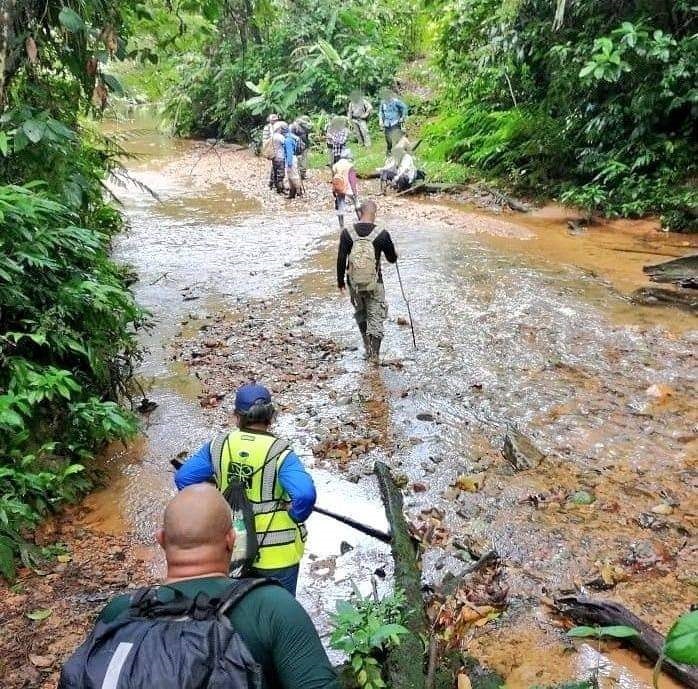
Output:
(174, 383), (316, 595)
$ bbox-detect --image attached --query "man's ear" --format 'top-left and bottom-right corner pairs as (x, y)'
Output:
(156, 528), (166, 549)
(225, 528), (236, 554)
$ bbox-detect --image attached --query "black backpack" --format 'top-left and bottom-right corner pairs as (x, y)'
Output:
(58, 578), (278, 689)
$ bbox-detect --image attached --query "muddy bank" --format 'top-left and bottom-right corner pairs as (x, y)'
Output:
(1, 126), (696, 689)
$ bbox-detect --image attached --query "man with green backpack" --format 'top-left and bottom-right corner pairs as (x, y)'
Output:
(336, 200), (398, 363)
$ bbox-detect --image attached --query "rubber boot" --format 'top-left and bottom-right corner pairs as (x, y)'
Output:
(359, 322), (369, 358)
(369, 335), (382, 365)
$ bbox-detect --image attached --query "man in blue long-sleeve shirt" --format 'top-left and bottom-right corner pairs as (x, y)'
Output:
(175, 383), (316, 595)
(378, 89), (408, 154)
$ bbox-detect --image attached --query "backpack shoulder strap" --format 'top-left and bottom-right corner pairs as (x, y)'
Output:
(210, 431), (231, 487)
(217, 578), (282, 618)
(365, 227), (379, 241)
(347, 226), (360, 242)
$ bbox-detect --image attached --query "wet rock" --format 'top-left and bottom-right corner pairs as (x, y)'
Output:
(455, 473), (484, 493)
(416, 412), (435, 422)
(29, 654), (55, 668)
(136, 397), (158, 414)
(645, 383), (674, 402)
(347, 472), (361, 484)
(412, 482), (428, 493)
(397, 317), (409, 326)
(340, 541), (354, 555)
(501, 427), (545, 471)
(650, 502), (673, 515)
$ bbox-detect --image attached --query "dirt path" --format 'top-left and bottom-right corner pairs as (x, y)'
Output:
(1, 134), (695, 689)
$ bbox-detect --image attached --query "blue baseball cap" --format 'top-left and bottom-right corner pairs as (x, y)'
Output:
(235, 383), (272, 413)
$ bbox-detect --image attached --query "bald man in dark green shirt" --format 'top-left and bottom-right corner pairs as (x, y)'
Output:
(94, 485), (338, 689)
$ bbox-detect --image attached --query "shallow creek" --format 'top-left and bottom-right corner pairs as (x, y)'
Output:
(90, 114), (696, 686)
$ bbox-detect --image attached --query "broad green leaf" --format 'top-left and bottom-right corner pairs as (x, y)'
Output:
(22, 119), (45, 144)
(26, 608), (52, 621)
(567, 626), (601, 637)
(0, 131), (8, 156)
(568, 625), (638, 639)
(0, 540), (16, 581)
(101, 74), (124, 96)
(58, 7), (85, 32)
(665, 611), (698, 665)
(599, 625), (640, 638)
(46, 119), (76, 140)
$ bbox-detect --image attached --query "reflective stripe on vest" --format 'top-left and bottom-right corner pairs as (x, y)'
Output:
(212, 430), (307, 570)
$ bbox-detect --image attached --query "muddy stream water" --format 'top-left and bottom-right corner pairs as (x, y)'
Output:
(90, 114), (696, 688)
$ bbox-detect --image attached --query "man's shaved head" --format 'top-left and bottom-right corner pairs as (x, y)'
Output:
(157, 485), (235, 581)
(359, 199), (377, 223)
(162, 484), (231, 548)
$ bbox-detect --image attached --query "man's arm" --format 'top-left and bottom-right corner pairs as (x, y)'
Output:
(277, 451), (316, 522)
(174, 443), (215, 489)
(336, 228), (352, 288)
(379, 230), (398, 264)
(364, 99), (373, 118)
(269, 592), (340, 689)
(378, 102), (384, 128)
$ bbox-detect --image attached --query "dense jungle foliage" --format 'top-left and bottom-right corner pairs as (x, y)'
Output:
(425, 0), (698, 228)
(0, 0), (148, 575)
(1, 0), (696, 575)
(142, 0), (696, 229)
(159, 0), (423, 138)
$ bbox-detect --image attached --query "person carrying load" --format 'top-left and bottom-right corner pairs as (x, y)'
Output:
(290, 116), (313, 180)
(331, 147), (359, 230)
(270, 120), (288, 194)
(337, 200), (397, 363)
(347, 90), (373, 147)
(261, 113), (279, 189)
(325, 115), (350, 166)
(59, 485), (338, 689)
(174, 383), (316, 596)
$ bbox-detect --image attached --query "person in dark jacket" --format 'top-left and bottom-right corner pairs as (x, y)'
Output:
(336, 200), (397, 362)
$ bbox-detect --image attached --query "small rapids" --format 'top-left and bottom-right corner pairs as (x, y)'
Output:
(97, 113), (696, 686)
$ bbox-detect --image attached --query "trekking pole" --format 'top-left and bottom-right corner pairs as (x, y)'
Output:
(395, 261), (417, 349)
(313, 505), (392, 544)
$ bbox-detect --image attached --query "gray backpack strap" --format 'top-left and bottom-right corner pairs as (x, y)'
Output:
(210, 432), (229, 487)
(266, 437), (290, 466)
(347, 226), (360, 242)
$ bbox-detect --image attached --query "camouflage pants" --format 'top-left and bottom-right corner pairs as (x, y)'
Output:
(352, 118), (371, 147)
(349, 282), (387, 338)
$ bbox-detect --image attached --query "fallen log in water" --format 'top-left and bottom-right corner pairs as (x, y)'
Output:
(480, 185), (529, 212)
(375, 461), (427, 689)
(643, 254), (698, 289)
(555, 595), (698, 689)
(631, 286), (698, 313)
(396, 182), (467, 197)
